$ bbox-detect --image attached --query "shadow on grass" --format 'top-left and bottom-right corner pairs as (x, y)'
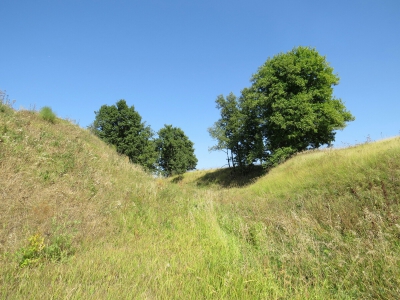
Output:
(195, 165), (266, 188)
(171, 175), (184, 183)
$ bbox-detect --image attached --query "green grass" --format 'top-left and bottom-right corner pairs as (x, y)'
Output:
(1, 101), (400, 299)
(39, 106), (57, 123)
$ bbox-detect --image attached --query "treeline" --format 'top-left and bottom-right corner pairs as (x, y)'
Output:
(208, 46), (354, 169)
(90, 100), (197, 177)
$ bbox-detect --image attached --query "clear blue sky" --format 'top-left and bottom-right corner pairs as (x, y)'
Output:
(2, 0), (399, 169)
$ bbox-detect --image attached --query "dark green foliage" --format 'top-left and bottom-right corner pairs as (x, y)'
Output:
(208, 93), (249, 168)
(208, 93), (267, 169)
(242, 46), (355, 164)
(210, 46), (355, 168)
(39, 106), (57, 123)
(156, 125), (197, 176)
(92, 100), (157, 171)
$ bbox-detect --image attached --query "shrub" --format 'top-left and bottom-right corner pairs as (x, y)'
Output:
(39, 106), (56, 123)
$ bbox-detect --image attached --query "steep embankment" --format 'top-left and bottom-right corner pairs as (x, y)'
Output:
(0, 104), (155, 253)
(0, 103), (273, 298)
(1, 101), (400, 299)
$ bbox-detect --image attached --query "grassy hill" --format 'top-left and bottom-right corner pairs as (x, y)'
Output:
(1, 101), (399, 299)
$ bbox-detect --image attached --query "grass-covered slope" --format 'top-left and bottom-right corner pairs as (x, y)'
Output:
(170, 139), (400, 299)
(0, 103), (277, 298)
(1, 101), (400, 299)
(218, 139), (400, 298)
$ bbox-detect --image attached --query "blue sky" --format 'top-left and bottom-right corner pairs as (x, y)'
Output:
(2, 0), (399, 169)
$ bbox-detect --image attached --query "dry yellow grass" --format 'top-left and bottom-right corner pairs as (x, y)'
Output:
(0, 108), (154, 255)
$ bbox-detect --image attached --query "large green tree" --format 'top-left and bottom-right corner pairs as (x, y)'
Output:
(92, 99), (157, 171)
(241, 46), (355, 166)
(209, 46), (355, 168)
(156, 125), (197, 176)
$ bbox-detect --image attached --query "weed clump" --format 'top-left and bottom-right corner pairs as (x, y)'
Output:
(39, 106), (56, 123)
(17, 233), (45, 267)
(0, 90), (15, 114)
(16, 232), (74, 267)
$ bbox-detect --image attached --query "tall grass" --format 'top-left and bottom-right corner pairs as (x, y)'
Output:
(1, 102), (399, 299)
(211, 138), (400, 298)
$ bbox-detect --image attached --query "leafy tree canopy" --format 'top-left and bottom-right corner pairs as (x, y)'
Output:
(156, 125), (198, 176)
(242, 46), (354, 165)
(92, 99), (157, 171)
(208, 93), (252, 168)
(209, 46), (355, 168)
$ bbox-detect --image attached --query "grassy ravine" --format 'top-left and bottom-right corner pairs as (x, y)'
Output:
(1, 103), (399, 299)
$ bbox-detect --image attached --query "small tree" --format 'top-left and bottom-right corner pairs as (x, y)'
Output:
(241, 46), (355, 166)
(156, 125), (197, 176)
(208, 93), (247, 168)
(92, 100), (157, 171)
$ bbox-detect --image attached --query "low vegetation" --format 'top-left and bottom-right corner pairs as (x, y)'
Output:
(39, 106), (57, 124)
(1, 99), (399, 299)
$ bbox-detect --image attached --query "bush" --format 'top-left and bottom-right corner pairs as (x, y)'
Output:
(39, 106), (56, 123)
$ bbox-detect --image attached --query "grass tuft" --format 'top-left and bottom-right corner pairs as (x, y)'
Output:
(39, 106), (57, 123)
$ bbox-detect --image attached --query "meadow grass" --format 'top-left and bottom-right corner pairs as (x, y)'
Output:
(211, 138), (400, 299)
(1, 102), (399, 299)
